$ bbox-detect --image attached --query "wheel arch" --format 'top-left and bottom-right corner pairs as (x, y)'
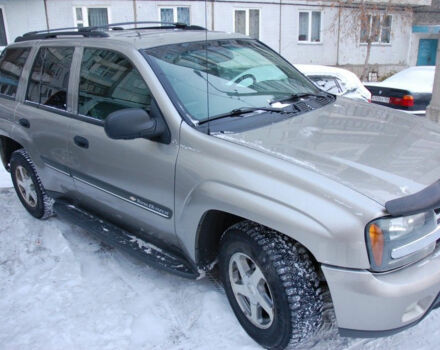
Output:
(195, 209), (323, 274)
(0, 136), (23, 171)
(182, 181), (335, 270)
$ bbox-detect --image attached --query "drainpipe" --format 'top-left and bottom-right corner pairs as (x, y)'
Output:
(211, 0), (215, 31)
(133, 0), (138, 27)
(43, 0), (49, 29)
(336, 5), (341, 66)
(278, 0), (282, 54)
(427, 40), (440, 122)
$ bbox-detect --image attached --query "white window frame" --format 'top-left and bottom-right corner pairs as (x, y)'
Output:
(360, 14), (393, 45)
(298, 10), (322, 44)
(157, 6), (191, 24)
(0, 5), (9, 49)
(233, 8), (261, 38)
(73, 6), (112, 27)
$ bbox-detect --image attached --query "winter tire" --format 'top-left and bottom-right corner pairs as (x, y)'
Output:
(10, 149), (53, 219)
(219, 221), (324, 349)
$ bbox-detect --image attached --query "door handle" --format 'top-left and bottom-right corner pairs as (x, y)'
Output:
(74, 136), (89, 149)
(18, 118), (30, 128)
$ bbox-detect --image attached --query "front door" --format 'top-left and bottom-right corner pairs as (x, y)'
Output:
(417, 39), (438, 66)
(66, 47), (179, 246)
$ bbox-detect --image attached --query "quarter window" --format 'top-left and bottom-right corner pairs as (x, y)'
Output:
(298, 11), (321, 42)
(159, 7), (190, 25)
(234, 9), (260, 39)
(0, 47), (30, 98)
(78, 48), (152, 121)
(26, 47), (74, 110)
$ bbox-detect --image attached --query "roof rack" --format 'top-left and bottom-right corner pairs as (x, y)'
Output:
(15, 21), (206, 42)
(88, 21), (206, 31)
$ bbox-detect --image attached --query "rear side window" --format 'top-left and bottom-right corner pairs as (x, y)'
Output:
(26, 47), (74, 110)
(78, 48), (152, 120)
(0, 47), (30, 98)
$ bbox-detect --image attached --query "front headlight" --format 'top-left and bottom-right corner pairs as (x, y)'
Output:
(366, 211), (440, 272)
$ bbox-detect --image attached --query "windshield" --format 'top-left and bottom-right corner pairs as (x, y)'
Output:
(143, 39), (320, 122)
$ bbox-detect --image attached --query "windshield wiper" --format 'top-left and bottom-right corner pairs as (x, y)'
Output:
(198, 107), (287, 125)
(270, 92), (328, 104)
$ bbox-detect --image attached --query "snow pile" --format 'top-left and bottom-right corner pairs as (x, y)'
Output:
(0, 186), (440, 349)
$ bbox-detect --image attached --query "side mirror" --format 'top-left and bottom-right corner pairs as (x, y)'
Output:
(104, 108), (164, 140)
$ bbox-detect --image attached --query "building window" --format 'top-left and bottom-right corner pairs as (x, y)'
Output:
(0, 8), (8, 46)
(74, 7), (109, 27)
(234, 9), (260, 39)
(360, 15), (392, 44)
(298, 11), (321, 43)
(159, 7), (190, 25)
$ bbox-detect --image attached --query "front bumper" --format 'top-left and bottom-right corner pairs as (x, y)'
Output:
(322, 246), (440, 336)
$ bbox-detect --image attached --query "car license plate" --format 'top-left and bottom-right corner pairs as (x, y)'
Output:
(372, 95), (390, 104)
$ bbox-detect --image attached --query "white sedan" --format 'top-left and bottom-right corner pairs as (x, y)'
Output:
(295, 64), (372, 102)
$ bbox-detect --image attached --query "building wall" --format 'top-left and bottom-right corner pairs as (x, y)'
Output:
(46, 0), (135, 28)
(0, 0), (46, 47)
(0, 0), (425, 79)
(414, 0), (440, 25)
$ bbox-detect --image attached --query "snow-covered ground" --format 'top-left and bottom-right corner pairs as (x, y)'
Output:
(0, 165), (12, 188)
(1, 167), (440, 349)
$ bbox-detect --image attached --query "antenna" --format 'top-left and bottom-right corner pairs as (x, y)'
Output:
(204, 0), (210, 134)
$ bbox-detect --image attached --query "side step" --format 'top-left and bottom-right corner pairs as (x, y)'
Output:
(53, 200), (199, 279)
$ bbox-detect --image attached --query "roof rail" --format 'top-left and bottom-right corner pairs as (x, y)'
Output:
(15, 27), (109, 42)
(87, 21), (206, 31)
(15, 21), (206, 42)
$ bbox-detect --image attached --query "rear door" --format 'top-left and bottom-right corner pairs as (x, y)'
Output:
(13, 45), (77, 196)
(66, 47), (179, 246)
(0, 47), (31, 143)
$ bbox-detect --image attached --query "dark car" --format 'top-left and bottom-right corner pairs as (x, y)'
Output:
(365, 66), (435, 116)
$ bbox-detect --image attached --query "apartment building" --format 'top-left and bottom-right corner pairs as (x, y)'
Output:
(0, 0), (435, 79)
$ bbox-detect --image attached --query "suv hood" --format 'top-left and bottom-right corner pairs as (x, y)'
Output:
(214, 98), (440, 206)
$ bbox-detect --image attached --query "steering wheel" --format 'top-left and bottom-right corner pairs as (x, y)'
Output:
(233, 74), (257, 87)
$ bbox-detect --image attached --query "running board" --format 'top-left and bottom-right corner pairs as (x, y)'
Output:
(53, 200), (199, 279)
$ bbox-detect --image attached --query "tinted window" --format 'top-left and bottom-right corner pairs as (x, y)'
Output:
(78, 48), (151, 120)
(27, 47), (74, 110)
(0, 47), (30, 97)
(26, 48), (44, 104)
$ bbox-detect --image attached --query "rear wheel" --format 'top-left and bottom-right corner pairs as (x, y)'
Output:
(10, 149), (53, 219)
(219, 221), (324, 349)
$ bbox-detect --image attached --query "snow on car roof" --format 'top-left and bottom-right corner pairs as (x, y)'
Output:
(366, 66), (435, 94)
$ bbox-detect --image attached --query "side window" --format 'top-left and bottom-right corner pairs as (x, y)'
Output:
(0, 47), (30, 98)
(26, 48), (44, 104)
(26, 47), (74, 110)
(78, 48), (152, 120)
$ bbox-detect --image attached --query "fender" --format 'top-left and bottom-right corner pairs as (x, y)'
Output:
(175, 180), (373, 269)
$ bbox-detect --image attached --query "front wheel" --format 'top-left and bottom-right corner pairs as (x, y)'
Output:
(219, 221), (324, 349)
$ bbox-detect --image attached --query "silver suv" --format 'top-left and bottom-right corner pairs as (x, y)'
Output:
(1, 22), (440, 349)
